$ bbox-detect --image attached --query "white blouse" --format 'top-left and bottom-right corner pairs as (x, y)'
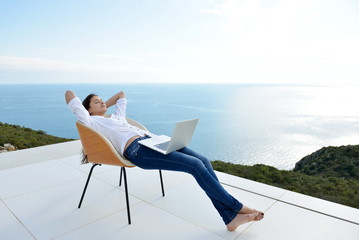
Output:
(68, 97), (150, 155)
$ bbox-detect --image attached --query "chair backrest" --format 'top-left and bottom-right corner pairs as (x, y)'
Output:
(76, 118), (148, 167)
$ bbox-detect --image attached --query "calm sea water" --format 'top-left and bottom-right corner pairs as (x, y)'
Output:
(1, 84), (358, 170)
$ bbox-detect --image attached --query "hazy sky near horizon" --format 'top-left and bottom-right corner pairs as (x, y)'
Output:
(0, 0), (358, 85)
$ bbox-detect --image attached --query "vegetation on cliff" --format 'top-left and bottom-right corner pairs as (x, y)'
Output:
(294, 145), (359, 180)
(0, 122), (73, 149)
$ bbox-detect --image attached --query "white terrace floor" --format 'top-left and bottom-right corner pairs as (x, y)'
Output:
(0, 141), (358, 240)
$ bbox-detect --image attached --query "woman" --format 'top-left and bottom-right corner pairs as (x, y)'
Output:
(65, 90), (264, 231)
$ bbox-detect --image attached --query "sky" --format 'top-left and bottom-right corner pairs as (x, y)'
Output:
(0, 0), (358, 85)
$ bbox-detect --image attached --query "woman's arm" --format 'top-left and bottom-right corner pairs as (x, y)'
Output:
(65, 90), (92, 125)
(105, 91), (126, 108)
(65, 90), (77, 104)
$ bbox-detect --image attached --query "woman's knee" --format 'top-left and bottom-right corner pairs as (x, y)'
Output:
(189, 158), (209, 176)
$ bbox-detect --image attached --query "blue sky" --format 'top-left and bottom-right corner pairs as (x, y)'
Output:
(0, 0), (358, 85)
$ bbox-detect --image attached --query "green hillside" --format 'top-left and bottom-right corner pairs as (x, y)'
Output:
(294, 145), (359, 180)
(0, 122), (73, 149)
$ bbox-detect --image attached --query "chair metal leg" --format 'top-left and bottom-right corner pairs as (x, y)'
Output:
(78, 163), (101, 208)
(122, 167), (131, 224)
(79, 165), (162, 225)
(119, 167), (124, 186)
(159, 170), (165, 197)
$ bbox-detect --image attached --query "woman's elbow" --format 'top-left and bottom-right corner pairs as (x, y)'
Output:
(119, 91), (126, 98)
(65, 90), (76, 104)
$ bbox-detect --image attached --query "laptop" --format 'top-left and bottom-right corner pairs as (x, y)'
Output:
(138, 119), (199, 155)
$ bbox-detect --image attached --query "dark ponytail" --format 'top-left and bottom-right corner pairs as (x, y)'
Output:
(81, 149), (88, 164)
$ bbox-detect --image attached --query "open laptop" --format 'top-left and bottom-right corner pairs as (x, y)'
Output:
(138, 118), (199, 155)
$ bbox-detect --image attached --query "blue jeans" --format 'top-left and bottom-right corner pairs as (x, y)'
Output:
(124, 136), (243, 225)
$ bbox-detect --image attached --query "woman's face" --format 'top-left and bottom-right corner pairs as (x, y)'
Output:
(88, 95), (107, 116)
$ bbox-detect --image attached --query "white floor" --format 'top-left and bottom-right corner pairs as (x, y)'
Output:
(0, 141), (358, 240)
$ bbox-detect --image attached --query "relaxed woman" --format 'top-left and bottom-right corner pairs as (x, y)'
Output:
(65, 90), (264, 231)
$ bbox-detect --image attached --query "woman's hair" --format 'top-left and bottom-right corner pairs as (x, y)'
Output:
(81, 149), (88, 164)
(82, 93), (97, 114)
(80, 93), (97, 164)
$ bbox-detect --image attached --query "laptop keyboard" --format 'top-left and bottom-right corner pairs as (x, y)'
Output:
(155, 141), (170, 151)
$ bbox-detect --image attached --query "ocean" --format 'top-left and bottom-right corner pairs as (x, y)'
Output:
(1, 84), (358, 170)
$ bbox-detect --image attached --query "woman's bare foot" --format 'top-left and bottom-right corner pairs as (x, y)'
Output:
(226, 213), (260, 231)
(239, 205), (264, 218)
